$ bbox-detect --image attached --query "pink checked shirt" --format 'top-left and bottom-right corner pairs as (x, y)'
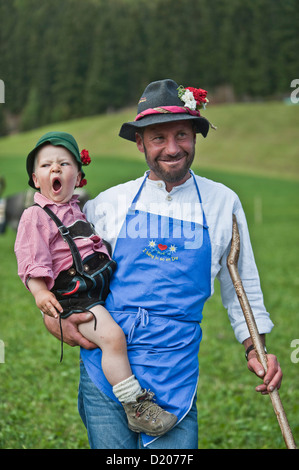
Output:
(15, 192), (110, 290)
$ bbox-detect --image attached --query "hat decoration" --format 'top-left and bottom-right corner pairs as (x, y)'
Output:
(177, 85), (209, 111)
(178, 85), (217, 130)
(78, 149), (91, 187)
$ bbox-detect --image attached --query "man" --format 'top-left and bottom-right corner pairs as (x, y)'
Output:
(44, 79), (282, 449)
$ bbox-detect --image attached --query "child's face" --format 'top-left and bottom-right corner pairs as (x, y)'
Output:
(32, 144), (82, 204)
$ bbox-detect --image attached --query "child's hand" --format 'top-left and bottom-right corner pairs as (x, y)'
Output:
(35, 289), (63, 318)
(27, 277), (63, 318)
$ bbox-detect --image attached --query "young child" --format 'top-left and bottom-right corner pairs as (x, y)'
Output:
(14, 131), (177, 437)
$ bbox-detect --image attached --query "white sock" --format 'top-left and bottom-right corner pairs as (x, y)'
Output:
(112, 375), (142, 403)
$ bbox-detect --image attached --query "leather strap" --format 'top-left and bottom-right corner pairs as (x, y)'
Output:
(34, 203), (85, 274)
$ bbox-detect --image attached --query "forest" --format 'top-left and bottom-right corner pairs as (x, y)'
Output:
(0, 0), (298, 135)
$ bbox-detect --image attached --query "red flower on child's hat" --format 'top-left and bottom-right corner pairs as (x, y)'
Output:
(79, 178), (87, 188)
(80, 149), (91, 165)
(78, 149), (91, 186)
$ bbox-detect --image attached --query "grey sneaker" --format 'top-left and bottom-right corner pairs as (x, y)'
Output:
(122, 389), (177, 436)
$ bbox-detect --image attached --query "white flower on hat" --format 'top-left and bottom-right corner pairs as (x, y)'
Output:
(180, 89), (197, 110)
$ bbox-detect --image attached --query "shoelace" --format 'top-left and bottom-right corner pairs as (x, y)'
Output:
(133, 390), (163, 420)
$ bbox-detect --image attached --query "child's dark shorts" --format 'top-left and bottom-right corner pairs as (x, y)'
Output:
(51, 252), (117, 318)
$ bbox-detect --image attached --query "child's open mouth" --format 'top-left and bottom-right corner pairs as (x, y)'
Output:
(52, 178), (62, 192)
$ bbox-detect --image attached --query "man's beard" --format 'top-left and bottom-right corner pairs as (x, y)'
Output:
(144, 145), (195, 185)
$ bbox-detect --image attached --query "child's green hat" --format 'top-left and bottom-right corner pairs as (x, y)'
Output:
(26, 131), (90, 188)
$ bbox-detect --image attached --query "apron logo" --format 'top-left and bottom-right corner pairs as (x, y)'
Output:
(142, 240), (179, 262)
(158, 244), (167, 251)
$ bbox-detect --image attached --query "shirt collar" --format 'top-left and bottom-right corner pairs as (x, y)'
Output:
(33, 192), (80, 208)
(144, 169), (194, 193)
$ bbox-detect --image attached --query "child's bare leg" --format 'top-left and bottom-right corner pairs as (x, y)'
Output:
(78, 304), (132, 386)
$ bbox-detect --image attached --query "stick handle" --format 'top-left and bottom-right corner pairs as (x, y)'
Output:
(227, 215), (297, 449)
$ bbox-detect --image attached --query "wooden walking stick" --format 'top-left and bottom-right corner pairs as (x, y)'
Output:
(227, 214), (297, 449)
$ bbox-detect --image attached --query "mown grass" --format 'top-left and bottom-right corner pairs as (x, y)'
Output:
(0, 102), (298, 449)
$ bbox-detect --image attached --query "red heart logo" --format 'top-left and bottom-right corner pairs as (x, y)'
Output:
(158, 244), (167, 251)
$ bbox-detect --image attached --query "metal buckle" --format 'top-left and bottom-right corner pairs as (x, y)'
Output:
(58, 225), (69, 241)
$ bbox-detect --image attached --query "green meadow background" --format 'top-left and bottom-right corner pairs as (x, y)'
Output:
(0, 102), (298, 449)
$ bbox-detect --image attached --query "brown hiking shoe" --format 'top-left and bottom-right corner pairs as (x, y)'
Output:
(122, 389), (177, 436)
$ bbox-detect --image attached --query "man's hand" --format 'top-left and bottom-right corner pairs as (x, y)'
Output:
(247, 351), (283, 394)
(43, 312), (97, 349)
(244, 335), (283, 394)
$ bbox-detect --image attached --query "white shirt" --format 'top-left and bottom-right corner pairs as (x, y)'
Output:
(84, 171), (274, 343)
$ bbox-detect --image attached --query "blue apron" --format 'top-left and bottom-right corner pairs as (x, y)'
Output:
(81, 172), (211, 446)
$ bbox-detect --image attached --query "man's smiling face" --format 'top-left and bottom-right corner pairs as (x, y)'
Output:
(136, 120), (196, 191)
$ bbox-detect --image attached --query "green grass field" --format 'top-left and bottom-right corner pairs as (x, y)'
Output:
(0, 102), (298, 449)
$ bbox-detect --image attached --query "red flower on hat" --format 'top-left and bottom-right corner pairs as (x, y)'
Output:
(80, 149), (91, 165)
(78, 149), (91, 186)
(177, 85), (209, 111)
(79, 178), (87, 188)
(185, 87), (208, 107)
(177, 84), (217, 130)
